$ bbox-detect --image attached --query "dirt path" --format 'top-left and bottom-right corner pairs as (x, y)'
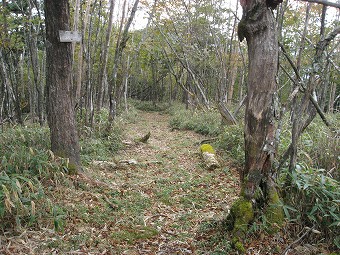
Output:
(1, 111), (240, 254)
(92, 111), (240, 254)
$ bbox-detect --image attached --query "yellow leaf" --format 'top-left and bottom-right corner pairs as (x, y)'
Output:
(27, 181), (34, 192)
(31, 201), (36, 216)
(13, 190), (19, 202)
(48, 150), (55, 161)
(2, 185), (10, 199)
(5, 198), (14, 212)
(15, 179), (22, 193)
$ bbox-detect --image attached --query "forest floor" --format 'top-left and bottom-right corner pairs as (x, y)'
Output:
(1, 111), (243, 254)
(2, 110), (334, 254)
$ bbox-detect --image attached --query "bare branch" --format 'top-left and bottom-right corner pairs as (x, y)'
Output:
(297, 0), (340, 8)
(279, 42), (332, 127)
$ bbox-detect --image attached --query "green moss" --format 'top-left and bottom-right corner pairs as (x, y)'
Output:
(67, 163), (78, 175)
(55, 150), (67, 159)
(231, 237), (246, 254)
(265, 187), (284, 233)
(111, 226), (158, 244)
(200, 144), (216, 154)
(54, 150), (80, 174)
(253, 187), (263, 200)
(229, 197), (254, 237)
(234, 239), (246, 253)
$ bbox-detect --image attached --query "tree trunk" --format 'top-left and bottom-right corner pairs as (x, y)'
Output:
(97, 0), (115, 111)
(296, 3), (311, 73)
(226, 1), (239, 106)
(45, 0), (81, 173)
(227, 0), (283, 245)
(242, 0), (279, 200)
(74, 0), (92, 106)
(0, 49), (14, 123)
(328, 81), (336, 112)
(109, 0), (140, 121)
(227, 64), (238, 105)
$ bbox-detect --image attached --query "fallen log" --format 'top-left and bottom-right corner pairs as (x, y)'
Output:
(200, 144), (220, 170)
(136, 131), (151, 143)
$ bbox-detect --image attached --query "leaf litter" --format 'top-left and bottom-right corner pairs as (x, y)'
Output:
(1, 111), (241, 254)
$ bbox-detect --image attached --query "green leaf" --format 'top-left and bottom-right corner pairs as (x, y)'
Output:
(329, 211), (340, 221)
(310, 205), (318, 215)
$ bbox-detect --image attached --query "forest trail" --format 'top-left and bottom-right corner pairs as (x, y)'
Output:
(2, 111), (240, 254)
(88, 111), (240, 253)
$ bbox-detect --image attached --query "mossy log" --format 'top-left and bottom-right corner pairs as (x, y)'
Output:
(137, 131), (151, 143)
(200, 144), (220, 170)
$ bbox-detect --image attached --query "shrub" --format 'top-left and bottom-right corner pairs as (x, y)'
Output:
(131, 99), (170, 112)
(0, 124), (50, 152)
(277, 114), (339, 178)
(80, 124), (123, 164)
(299, 115), (339, 178)
(0, 126), (67, 230)
(0, 168), (44, 229)
(169, 105), (222, 136)
(77, 108), (123, 164)
(282, 165), (340, 249)
(217, 124), (245, 166)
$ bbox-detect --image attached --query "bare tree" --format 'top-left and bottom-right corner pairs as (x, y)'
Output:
(108, 0), (140, 121)
(97, 0), (115, 111)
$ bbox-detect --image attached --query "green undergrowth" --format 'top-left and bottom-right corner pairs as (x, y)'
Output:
(0, 125), (68, 230)
(278, 114), (339, 178)
(168, 104), (340, 251)
(277, 114), (340, 249)
(78, 108), (125, 164)
(169, 104), (221, 136)
(282, 165), (340, 249)
(168, 104), (244, 164)
(130, 99), (171, 112)
(168, 105), (339, 175)
(0, 109), (126, 231)
(217, 124), (245, 166)
(298, 114), (339, 178)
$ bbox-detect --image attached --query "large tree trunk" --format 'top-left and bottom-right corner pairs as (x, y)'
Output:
(45, 0), (81, 173)
(241, 0), (278, 196)
(227, 0), (283, 247)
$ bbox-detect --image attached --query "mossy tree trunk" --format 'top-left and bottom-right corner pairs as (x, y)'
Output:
(45, 0), (81, 173)
(228, 0), (283, 243)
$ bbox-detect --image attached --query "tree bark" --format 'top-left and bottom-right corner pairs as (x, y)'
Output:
(239, 0), (278, 196)
(296, 3), (311, 73)
(44, 0), (81, 172)
(0, 49), (14, 123)
(227, 0), (283, 242)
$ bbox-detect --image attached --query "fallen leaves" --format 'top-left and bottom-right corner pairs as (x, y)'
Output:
(1, 111), (240, 254)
